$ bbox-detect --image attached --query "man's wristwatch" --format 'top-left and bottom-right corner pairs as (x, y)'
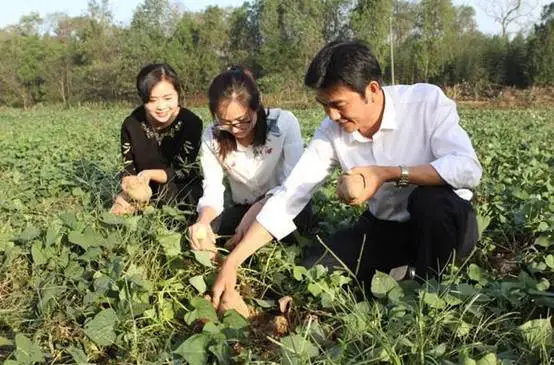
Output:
(396, 166), (409, 187)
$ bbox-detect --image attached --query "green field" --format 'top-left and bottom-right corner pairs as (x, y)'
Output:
(0, 106), (553, 364)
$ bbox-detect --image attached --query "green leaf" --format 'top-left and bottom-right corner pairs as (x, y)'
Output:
(68, 229), (103, 250)
(468, 264), (488, 285)
(545, 255), (554, 269)
(444, 293), (463, 306)
(203, 321), (223, 334)
(125, 264), (153, 292)
(64, 260), (84, 279)
(371, 271), (400, 299)
(80, 247), (103, 262)
(0, 336), (13, 346)
(57, 251), (69, 268)
(518, 318), (553, 349)
(535, 236), (552, 248)
(84, 308), (118, 347)
(0, 235), (14, 252)
(456, 321), (472, 337)
(15, 334), (44, 364)
(189, 275), (207, 294)
(422, 292), (446, 309)
(293, 266), (307, 281)
(160, 300), (175, 321)
(536, 278), (550, 291)
(222, 309), (249, 328)
(100, 212), (126, 225)
(93, 273), (112, 294)
(173, 333), (211, 365)
(280, 334), (319, 365)
(184, 297), (218, 325)
(193, 250), (215, 267)
(209, 342), (232, 365)
(512, 188), (529, 200)
(476, 214), (491, 238)
(476, 353), (497, 365)
(312, 264), (328, 279)
(16, 226), (41, 242)
(158, 231), (182, 258)
(40, 285), (65, 311)
(124, 215), (141, 232)
(67, 345), (88, 364)
(59, 212), (78, 229)
(307, 282), (323, 297)
(31, 242), (47, 265)
(72, 187), (85, 196)
(330, 271), (351, 286)
(45, 225), (60, 246)
(253, 298), (276, 308)
(428, 343), (446, 357)
(461, 356), (477, 365)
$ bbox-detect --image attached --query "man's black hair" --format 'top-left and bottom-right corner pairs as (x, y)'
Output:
(304, 40), (383, 96)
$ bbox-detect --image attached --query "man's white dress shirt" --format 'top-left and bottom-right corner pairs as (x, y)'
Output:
(197, 108), (304, 216)
(257, 84), (483, 240)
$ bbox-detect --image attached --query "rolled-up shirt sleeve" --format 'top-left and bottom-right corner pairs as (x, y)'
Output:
(428, 91), (482, 189)
(197, 129), (226, 215)
(266, 111), (305, 197)
(257, 125), (337, 240)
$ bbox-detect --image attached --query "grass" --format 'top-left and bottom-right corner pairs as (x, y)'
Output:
(0, 105), (553, 364)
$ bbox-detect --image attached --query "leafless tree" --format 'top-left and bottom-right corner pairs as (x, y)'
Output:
(477, 0), (538, 37)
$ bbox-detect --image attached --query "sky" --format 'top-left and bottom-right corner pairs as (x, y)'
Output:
(0, 0), (550, 35)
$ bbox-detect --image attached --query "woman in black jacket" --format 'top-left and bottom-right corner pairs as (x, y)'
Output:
(111, 63), (203, 215)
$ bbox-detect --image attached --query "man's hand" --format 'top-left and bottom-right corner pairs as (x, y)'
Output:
(225, 201), (265, 250)
(339, 166), (392, 205)
(187, 222), (217, 252)
(211, 260), (238, 309)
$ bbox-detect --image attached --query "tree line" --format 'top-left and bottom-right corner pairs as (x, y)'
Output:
(0, 0), (553, 108)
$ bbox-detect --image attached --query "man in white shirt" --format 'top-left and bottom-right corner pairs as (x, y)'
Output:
(210, 40), (482, 307)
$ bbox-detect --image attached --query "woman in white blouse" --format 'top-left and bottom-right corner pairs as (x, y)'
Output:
(187, 67), (314, 253)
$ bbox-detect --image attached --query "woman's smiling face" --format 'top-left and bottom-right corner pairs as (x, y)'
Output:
(144, 80), (180, 125)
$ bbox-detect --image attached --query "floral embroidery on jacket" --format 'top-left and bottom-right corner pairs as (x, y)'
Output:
(140, 120), (184, 145)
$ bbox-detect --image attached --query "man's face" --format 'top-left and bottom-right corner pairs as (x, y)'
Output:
(315, 82), (382, 135)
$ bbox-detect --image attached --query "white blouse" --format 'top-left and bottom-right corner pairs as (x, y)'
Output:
(197, 108), (304, 216)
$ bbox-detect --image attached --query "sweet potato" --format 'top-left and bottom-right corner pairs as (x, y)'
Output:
(336, 172), (366, 202)
(122, 175), (152, 203)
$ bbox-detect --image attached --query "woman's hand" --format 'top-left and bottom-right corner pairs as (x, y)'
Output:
(187, 222), (217, 253)
(138, 169), (168, 184)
